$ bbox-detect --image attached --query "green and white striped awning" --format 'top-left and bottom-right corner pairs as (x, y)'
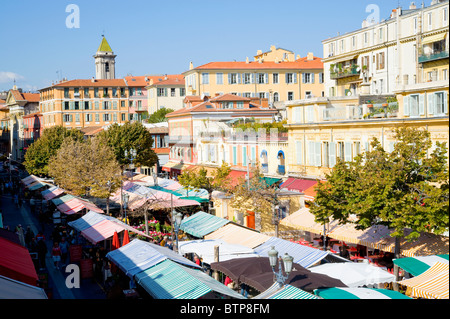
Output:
(134, 259), (245, 299)
(180, 211), (230, 238)
(314, 287), (411, 299)
(254, 283), (320, 299)
(394, 254), (449, 277)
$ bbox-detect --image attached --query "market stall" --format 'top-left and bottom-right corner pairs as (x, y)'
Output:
(205, 223), (271, 249)
(134, 259), (246, 299)
(180, 211), (230, 238)
(106, 238), (201, 279)
(393, 254), (449, 277)
(314, 287), (411, 299)
(253, 283), (320, 299)
(0, 275), (47, 299)
(308, 262), (396, 287)
(178, 239), (259, 264)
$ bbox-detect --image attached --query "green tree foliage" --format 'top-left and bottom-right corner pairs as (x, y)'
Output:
(48, 137), (122, 198)
(178, 162), (231, 211)
(311, 127), (449, 243)
(147, 108), (174, 123)
(24, 126), (84, 176)
(233, 120), (288, 133)
(97, 122), (158, 168)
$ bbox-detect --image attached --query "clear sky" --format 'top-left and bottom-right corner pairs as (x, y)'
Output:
(0, 0), (421, 92)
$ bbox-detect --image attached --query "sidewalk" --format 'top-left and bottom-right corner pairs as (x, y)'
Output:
(0, 189), (106, 299)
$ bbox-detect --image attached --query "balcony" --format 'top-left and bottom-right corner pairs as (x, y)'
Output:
(418, 50), (449, 63)
(330, 67), (360, 80)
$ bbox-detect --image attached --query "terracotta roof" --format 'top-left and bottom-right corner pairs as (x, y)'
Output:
(192, 57), (323, 71)
(150, 77), (185, 86)
(210, 93), (250, 102)
(51, 79), (127, 88)
(184, 96), (203, 102)
(9, 90), (40, 103)
(80, 126), (104, 136)
(126, 74), (184, 87)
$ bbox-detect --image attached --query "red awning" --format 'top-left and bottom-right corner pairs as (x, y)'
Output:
(0, 238), (39, 286)
(227, 170), (249, 188)
(280, 178), (317, 193)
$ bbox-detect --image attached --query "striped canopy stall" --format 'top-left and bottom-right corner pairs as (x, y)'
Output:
(68, 211), (108, 232)
(398, 262), (449, 299)
(253, 283), (320, 299)
(253, 236), (329, 268)
(52, 194), (76, 207)
(280, 207), (341, 236)
(56, 197), (103, 215)
(205, 224), (271, 249)
(327, 223), (449, 257)
(41, 186), (65, 201)
(81, 219), (127, 244)
(314, 287), (411, 299)
(21, 175), (39, 186)
(27, 181), (51, 191)
(393, 254), (449, 277)
(135, 259), (245, 299)
(180, 211), (230, 238)
(106, 239), (201, 278)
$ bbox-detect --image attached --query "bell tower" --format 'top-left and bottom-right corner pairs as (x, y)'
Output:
(94, 36), (116, 79)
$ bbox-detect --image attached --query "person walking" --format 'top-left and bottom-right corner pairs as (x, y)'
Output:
(59, 237), (70, 267)
(51, 242), (62, 270)
(24, 226), (35, 249)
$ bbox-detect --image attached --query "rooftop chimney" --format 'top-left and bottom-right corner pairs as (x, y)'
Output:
(91, 77), (96, 83)
(270, 45), (276, 51)
(189, 61), (194, 70)
(409, 2), (416, 9)
(307, 52), (314, 61)
(246, 57), (249, 63)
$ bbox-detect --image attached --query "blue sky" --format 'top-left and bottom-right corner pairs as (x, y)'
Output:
(0, 0), (419, 92)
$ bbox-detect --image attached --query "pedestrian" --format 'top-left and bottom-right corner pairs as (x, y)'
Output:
(193, 254), (201, 266)
(25, 226), (35, 248)
(59, 237), (70, 266)
(51, 242), (62, 269)
(37, 238), (48, 270)
(15, 224), (25, 246)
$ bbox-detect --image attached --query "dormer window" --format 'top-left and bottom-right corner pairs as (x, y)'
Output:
(222, 102), (234, 109)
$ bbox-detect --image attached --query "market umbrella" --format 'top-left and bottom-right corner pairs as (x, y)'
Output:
(210, 257), (347, 293)
(111, 231), (120, 273)
(122, 230), (130, 246)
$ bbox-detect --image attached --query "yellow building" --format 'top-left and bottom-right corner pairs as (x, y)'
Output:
(39, 78), (131, 130)
(183, 46), (324, 103)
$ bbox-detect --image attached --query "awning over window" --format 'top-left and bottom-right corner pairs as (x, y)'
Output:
(280, 178), (318, 193)
(422, 32), (447, 44)
(226, 170), (248, 188)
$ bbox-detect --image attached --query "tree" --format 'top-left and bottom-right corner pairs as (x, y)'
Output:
(178, 162), (231, 213)
(97, 122), (158, 168)
(147, 107), (174, 123)
(311, 127), (448, 287)
(230, 165), (281, 234)
(48, 137), (122, 210)
(24, 126), (85, 176)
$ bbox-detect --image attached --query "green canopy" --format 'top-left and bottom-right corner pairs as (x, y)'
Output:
(314, 287), (411, 299)
(393, 254), (449, 277)
(262, 177), (282, 186)
(179, 196), (209, 203)
(148, 185), (183, 197)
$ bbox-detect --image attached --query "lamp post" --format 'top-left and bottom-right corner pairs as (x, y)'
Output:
(267, 246), (294, 288)
(122, 192), (129, 224)
(172, 210), (183, 253)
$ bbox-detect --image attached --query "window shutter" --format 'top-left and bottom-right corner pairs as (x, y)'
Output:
(243, 146), (247, 166)
(344, 142), (352, 162)
(264, 73), (268, 84)
(233, 146), (237, 165)
(228, 73), (232, 84)
(329, 142), (336, 168)
(311, 73), (315, 83)
(238, 73), (241, 84)
(296, 141), (302, 165)
(419, 93), (425, 115)
(302, 73), (306, 83)
(251, 73), (255, 84)
(285, 73), (288, 84)
(427, 92), (435, 115)
(294, 73), (297, 84)
(308, 141), (315, 166)
(69, 114), (73, 122)
(307, 106), (314, 122)
(315, 142), (321, 167)
(403, 96), (410, 116)
(444, 91), (448, 114)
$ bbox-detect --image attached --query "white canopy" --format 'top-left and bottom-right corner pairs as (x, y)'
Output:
(309, 262), (395, 287)
(0, 275), (47, 299)
(178, 239), (259, 264)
